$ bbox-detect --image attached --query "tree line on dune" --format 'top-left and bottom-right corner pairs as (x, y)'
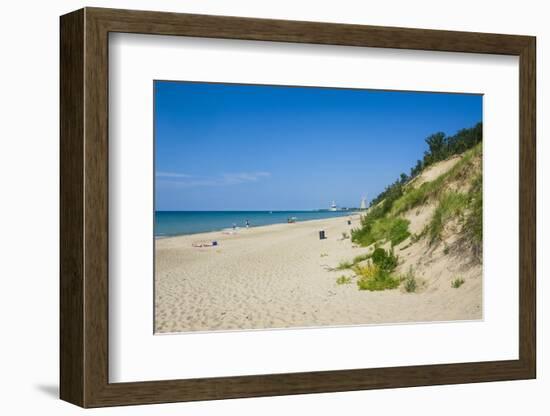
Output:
(369, 122), (482, 209)
(335, 122), (483, 292)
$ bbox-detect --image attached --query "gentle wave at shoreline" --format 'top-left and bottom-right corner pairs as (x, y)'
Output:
(155, 210), (358, 237)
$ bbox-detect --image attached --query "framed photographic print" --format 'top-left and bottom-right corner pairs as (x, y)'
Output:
(60, 7), (536, 408)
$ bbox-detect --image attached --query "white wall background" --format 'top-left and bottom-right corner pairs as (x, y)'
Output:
(0, 0), (545, 414)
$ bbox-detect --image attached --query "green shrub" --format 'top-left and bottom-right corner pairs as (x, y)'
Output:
(451, 277), (465, 288)
(371, 248), (398, 272)
(351, 204), (386, 245)
(356, 268), (400, 291)
(353, 263), (379, 280)
(371, 248), (386, 264)
(351, 226), (369, 245)
(353, 248), (400, 291)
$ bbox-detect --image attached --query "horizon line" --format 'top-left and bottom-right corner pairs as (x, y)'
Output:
(155, 208), (362, 212)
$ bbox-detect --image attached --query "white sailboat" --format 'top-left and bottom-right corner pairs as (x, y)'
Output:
(329, 201), (338, 211)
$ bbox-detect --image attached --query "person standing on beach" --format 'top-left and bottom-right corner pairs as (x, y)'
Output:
(245, 219), (250, 228)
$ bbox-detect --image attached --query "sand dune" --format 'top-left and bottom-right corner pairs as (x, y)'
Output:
(155, 212), (481, 333)
(409, 155), (462, 188)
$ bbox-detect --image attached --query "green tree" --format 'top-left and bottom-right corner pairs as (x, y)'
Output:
(425, 132), (446, 163)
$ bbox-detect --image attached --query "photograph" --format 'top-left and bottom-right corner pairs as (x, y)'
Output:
(153, 81), (483, 334)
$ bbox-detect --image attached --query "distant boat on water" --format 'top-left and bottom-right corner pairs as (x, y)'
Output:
(360, 196), (367, 210)
(326, 200), (357, 212)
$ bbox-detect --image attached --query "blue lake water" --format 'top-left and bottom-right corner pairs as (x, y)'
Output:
(155, 211), (354, 237)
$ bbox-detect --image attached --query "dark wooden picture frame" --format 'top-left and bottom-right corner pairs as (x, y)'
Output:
(60, 7), (536, 408)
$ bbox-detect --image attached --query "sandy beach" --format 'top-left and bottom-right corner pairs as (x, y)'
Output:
(155, 212), (482, 333)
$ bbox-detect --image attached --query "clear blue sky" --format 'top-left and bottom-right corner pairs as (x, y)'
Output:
(155, 81), (482, 211)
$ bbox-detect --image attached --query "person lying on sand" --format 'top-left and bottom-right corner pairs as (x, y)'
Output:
(192, 241), (218, 248)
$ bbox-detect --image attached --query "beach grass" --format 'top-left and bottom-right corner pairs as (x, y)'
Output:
(401, 267), (419, 293)
(465, 173), (483, 256)
(427, 191), (469, 243)
(334, 260), (354, 270)
(336, 275), (352, 285)
(333, 251), (372, 271)
(352, 216), (410, 247)
(353, 253), (371, 264)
